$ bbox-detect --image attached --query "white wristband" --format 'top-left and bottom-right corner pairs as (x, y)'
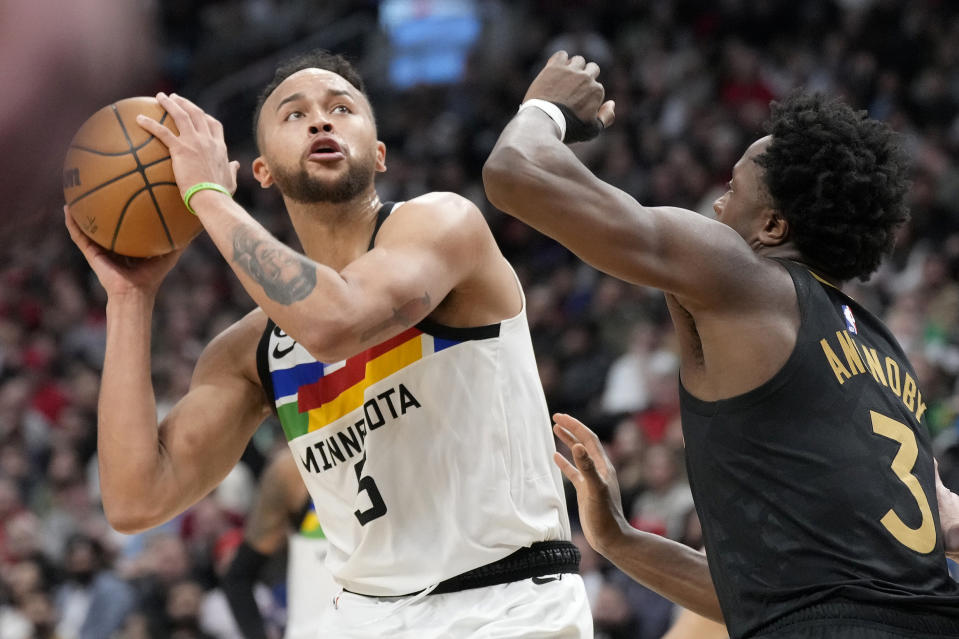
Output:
(518, 99), (566, 141)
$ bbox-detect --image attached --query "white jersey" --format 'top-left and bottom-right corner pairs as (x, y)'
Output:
(256, 203), (570, 597)
(284, 503), (337, 639)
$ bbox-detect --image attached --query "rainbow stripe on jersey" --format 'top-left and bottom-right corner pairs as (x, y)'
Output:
(263, 323), (462, 441)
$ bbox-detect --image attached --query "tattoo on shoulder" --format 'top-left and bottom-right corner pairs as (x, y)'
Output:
(232, 228), (317, 305)
(359, 292), (431, 342)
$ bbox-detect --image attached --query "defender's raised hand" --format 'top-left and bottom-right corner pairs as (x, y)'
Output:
(524, 51), (616, 142)
(553, 413), (630, 554)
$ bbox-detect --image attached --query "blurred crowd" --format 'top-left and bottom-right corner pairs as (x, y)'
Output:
(4, 1), (959, 637)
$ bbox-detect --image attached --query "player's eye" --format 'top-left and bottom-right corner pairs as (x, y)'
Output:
(285, 111), (304, 121)
(332, 105), (352, 114)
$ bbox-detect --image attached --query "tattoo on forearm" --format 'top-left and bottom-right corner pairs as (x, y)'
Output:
(232, 228), (317, 305)
(359, 292), (431, 342)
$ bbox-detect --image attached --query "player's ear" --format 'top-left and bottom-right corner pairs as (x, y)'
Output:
(252, 156), (274, 188)
(375, 141), (386, 173)
(760, 208), (789, 246)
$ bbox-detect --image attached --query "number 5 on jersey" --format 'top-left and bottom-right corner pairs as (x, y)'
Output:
(353, 452), (387, 525)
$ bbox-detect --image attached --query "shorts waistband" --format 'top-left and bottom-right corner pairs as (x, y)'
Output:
(346, 540), (581, 598)
(755, 598), (959, 637)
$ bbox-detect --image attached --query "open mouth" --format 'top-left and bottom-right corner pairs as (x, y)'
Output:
(308, 138), (344, 160)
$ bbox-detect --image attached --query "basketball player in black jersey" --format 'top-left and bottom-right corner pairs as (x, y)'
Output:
(485, 51), (959, 639)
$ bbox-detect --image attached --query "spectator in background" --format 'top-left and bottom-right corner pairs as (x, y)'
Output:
(122, 533), (196, 637)
(629, 444), (694, 542)
(17, 591), (60, 639)
(0, 554), (58, 639)
(600, 322), (657, 415)
(6, 2), (959, 636)
(163, 579), (216, 639)
(53, 534), (136, 639)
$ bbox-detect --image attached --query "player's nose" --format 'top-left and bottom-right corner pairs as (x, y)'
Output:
(308, 111), (334, 135)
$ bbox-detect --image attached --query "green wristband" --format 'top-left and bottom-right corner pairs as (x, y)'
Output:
(183, 182), (232, 215)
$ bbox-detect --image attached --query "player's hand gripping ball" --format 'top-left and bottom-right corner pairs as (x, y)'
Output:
(63, 97), (202, 258)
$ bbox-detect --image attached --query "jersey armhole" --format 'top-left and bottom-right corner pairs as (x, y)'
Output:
(256, 318), (278, 416)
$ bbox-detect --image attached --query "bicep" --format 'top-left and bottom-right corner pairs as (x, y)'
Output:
(154, 331), (269, 515)
(485, 128), (762, 307)
(332, 197), (483, 349)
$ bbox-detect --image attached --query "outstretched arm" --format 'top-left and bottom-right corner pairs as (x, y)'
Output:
(553, 413), (723, 622)
(483, 52), (766, 312)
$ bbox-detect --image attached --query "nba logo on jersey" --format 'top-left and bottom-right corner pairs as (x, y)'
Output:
(842, 304), (857, 334)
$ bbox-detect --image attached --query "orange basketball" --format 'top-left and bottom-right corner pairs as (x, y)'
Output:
(63, 97), (202, 257)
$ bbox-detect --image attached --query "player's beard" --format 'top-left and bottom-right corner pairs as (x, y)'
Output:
(272, 153), (375, 204)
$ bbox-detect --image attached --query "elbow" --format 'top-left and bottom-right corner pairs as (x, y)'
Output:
(297, 320), (358, 363)
(105, 510), (155, 536)
(483, 144), (532, 212)
(301, 339), (351, 364)
(102, 496), (168, 535)
(277, 294), (357, 362)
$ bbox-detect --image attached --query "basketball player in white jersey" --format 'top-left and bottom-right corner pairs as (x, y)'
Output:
(222, 451), (336, 639)
(64, 49), (591, 636)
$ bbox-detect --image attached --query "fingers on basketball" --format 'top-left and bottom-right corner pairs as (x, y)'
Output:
(173, 94), (211, 133)
(157, 93), (195, 134)
(136, 114), (175, 147)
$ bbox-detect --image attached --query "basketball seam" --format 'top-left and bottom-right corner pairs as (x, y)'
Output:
(68, 112), (172, 157)
(110, 183), (181, 255)
(110, 105), (175, 252)
(65, 156), (172, 207)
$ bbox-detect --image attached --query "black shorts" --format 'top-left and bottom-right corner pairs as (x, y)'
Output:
(759, 622), (959, 639)
(751, 600), (959, 639)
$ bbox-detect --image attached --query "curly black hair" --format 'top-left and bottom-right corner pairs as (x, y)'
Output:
(754, 92), (910, 282)
(252, 49), (367, 151)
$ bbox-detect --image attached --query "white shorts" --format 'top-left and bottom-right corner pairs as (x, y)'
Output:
(300, 573), (593, 638)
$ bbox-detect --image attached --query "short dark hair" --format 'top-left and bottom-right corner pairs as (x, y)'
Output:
(754, 92), (910, 282)
(252, 49), (367, 150)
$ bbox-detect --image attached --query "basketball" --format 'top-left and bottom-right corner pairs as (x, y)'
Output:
(63, 97), (202, 258)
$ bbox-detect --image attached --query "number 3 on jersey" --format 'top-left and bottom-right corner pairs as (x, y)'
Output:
(353, 452), (387, 525)
(871, 410), (936, 554)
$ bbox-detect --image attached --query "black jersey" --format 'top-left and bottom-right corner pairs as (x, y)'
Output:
(680, 259), (959, 638)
